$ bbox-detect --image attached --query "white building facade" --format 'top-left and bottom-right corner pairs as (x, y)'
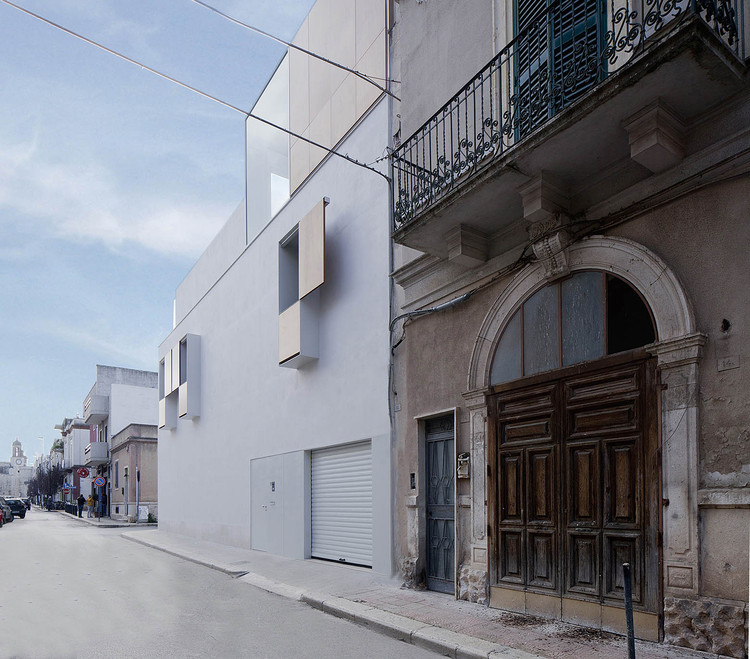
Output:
(159, 0), (394, 574)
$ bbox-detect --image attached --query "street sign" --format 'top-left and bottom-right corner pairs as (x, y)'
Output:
(78, 467), (90, 478)
(63, 488), (70, 494)
(93, 476), (106, 487)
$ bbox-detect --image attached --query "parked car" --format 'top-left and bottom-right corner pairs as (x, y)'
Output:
(5, 498), (26, 519)
(0, 498), (14, 523)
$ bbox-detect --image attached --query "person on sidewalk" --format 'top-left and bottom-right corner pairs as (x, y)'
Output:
(86, 495), (94, 518)
(76, 494), (85, 518)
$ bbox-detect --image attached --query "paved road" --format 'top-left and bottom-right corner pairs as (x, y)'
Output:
(0, 511), (438, 659)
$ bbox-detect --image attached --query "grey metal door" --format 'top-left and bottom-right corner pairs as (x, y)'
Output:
(425, 415), (455, 594)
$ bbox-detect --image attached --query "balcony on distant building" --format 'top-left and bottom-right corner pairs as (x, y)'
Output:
(83, 393), (108, 424)
(391, 0), (745, 256)
(84, 442), (109, 467)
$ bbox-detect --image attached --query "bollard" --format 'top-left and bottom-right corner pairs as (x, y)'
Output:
(623, 562), (636, 659)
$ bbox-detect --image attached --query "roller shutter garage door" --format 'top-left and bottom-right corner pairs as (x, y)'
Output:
(311, 441), (372, 567)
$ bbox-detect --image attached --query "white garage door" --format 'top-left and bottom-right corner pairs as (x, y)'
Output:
(311, 441), (372, 567)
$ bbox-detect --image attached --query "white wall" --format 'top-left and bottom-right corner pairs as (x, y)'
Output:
(175, 201), (246, 325)
(109, 384), (158, 437)
(159, 99), (392, 571)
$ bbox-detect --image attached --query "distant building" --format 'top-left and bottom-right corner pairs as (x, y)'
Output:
(82, 365), (158, 520)
(55, 417), (93, 504)
(0, 440), (34, 496)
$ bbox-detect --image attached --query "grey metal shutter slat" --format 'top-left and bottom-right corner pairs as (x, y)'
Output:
(311, 441), (372, 566)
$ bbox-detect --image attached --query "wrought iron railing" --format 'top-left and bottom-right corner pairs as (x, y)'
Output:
(392, 0), (743, 229)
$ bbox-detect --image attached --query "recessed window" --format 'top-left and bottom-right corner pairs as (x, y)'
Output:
(179, 338), (188, 386)
(279, 228), (300, 314)
(491, 271), (655, 385)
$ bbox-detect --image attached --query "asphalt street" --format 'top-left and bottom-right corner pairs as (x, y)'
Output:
(0, 510), (439, 659)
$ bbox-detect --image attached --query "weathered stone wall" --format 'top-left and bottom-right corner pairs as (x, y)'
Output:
(457, 564), (488, 605)
(664, 596), (748, 658)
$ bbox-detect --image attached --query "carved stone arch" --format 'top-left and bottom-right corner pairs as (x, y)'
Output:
(461, 234), (706, 619)
(467, 235), (698, 391)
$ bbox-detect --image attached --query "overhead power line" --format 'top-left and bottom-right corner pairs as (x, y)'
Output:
(0, 0), (389, 182)
(189, 0), (401, 101)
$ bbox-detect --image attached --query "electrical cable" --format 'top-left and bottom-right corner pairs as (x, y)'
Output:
(188, 0), (401, 101)
(0, 0), (390, 182)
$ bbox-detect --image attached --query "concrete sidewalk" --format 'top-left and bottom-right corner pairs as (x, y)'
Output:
(119, 529), (725, 659)
(55, 507), (157, 528)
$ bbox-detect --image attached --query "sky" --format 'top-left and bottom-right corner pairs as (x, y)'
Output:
(0, 0), (316, 462)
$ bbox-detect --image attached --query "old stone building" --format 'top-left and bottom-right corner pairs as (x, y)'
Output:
(388, 0), (748, 655)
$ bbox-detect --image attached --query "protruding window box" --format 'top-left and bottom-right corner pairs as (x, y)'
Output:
(84, 442), (109, 467)
(278, 198), (326, 369)
(178, 334), (201, 418)
(159, 333), (200, 427)
(159, 396), (177, 430)
(279, 295), (320, 369)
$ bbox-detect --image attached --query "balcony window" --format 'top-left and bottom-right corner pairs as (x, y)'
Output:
(515, 0), (604, 137)
(392, 0), (743, 230)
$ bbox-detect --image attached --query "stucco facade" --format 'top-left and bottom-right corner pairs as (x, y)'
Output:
(389, 0), (748, 655)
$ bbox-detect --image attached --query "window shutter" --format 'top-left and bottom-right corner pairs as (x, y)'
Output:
(298, 198), (326, 299)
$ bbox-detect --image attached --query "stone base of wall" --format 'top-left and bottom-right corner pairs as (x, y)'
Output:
(400, 556), (425, 590)
(457, 564), (488, 605)
(664, 596), (748, 658)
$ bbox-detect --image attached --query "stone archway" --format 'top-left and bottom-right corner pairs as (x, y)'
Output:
(461, 235), (705, 626)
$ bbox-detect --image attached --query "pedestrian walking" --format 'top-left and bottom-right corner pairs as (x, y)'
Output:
(86, 495), (94, 518)
(76, 494), (85, 518)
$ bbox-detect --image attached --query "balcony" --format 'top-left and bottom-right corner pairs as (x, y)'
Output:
(83, 393), (109, 424)
(392, 0), (745, 255)
(84, 442), (109, 467)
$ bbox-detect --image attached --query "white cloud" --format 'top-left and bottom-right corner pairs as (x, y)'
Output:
(0, 134), (231, 259)
(36, 320), (162, 372)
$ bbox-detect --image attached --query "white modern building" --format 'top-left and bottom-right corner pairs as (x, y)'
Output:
(82, 365), (159, 518)
(159, 0), (394, 574)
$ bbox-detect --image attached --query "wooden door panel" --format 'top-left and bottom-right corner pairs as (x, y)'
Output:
(496, 386), (554, 415)
(603, 534), (642, 603)
(604, 439), (640, 527)
(565, 367), (639, 402)
(567, 532), (600, 595)
(567, 443), (599, 526)
(499, 451), (524, 524)
(500, 530), (525, 584)
(503, 418), (551, 444)
(528, 531), (556, 589)
(569, 400), (638, 438)
(527, 447), (555, 525)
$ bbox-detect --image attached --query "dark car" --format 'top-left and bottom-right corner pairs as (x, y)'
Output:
(5, 498), (26, 519)
(0, 497), (14, 523)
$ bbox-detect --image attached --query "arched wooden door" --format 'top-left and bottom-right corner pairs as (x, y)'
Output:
(486, 271), (661, 639)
